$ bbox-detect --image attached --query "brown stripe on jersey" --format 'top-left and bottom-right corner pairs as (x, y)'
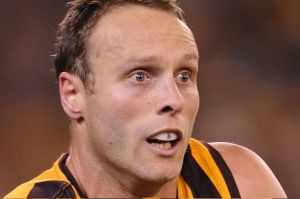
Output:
(27, 181), (76, 198)
(59, 153), (88, 198)
(203, 142), (241, 197)
(180, 146), (222, 198)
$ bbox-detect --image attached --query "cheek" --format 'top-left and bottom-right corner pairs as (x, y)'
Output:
(184, 89), (200, 117)
(86, 95), (134, 154)
(92, 90), (143, 135)
(183, 89), (200, 134)
(109, 94), (140, 120)
(106, 84), (154, 120)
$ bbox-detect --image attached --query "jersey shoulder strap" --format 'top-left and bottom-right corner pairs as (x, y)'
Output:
(178, 138), (240, 198)
(4, 154), (81, 198)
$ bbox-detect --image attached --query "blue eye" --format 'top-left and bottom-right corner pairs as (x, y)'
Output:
(134, 72), (146, 82)
(130, 71), (150, 83)
(177, 71), (190, 83)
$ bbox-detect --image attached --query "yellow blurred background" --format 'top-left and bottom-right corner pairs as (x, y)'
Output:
(0, 0), (299, 197)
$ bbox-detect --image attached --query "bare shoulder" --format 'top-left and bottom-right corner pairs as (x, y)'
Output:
(209, 142), (287, 198)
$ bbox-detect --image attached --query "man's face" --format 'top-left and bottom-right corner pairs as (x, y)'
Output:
(83, 5), (199, 184)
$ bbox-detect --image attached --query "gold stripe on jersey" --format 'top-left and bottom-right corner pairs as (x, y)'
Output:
(5, 139), (239, 198)
(4, 154), (81, 199)
(177, 138), (240, 198)
(177, 175), (193, 198)
(188, 138), (231, 198)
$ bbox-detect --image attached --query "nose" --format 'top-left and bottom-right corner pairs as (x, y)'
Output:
(157, 78), (184, 116)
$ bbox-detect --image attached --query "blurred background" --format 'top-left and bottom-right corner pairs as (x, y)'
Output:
(0, 0), (299, 197)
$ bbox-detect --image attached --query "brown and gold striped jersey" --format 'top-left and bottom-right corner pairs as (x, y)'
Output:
(4, 138), (240, 198)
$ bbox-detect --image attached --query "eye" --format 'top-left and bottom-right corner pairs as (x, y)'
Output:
(176, 71), (191, 83)
(129, 71), (150, 83)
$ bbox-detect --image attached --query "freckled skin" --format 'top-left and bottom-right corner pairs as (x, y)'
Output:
(78, 4), (199, 196)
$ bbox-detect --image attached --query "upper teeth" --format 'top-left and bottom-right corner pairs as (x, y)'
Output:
(151, 132), (178, 141)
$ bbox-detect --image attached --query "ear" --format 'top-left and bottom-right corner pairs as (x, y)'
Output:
(59, 72), (85, 121)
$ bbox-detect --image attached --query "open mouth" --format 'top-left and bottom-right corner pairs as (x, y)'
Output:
(146, 131), (181, 150)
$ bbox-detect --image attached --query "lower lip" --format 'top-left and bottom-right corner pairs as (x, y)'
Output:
(145, 140), (181, 157)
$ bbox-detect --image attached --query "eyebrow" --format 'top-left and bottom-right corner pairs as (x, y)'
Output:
(182, 53), (199, 62)
(117, 53), (199, 76)
(124, 55), (161, 66)
(124, 53), (198, 66)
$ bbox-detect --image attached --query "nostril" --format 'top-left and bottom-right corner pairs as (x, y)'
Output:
(161, 106), (173, 113)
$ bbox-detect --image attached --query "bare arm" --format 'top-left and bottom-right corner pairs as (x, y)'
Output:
(210, 142), (287, 198)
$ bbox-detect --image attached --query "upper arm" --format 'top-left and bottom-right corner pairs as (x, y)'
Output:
(210, 142), (287, 198)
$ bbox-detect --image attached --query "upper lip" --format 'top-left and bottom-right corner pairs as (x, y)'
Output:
(146, 128), (183, 141)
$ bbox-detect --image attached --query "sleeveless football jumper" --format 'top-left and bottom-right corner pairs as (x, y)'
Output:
(5, 138), (240, 198)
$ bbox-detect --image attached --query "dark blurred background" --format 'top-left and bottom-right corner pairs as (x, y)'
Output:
(0, 0), (299, 197)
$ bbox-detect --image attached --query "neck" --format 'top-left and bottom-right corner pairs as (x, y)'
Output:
(66, 144), (177, 198)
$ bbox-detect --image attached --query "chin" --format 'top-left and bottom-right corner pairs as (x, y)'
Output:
(137, 162), (182, 184)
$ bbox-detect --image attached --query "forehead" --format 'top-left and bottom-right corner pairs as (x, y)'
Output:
(87, 4), (198, 62)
